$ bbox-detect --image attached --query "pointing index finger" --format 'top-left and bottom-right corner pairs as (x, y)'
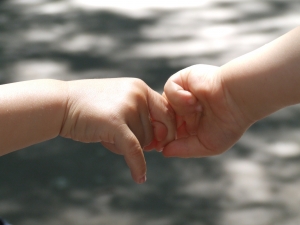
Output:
(114, 124), (147, 184)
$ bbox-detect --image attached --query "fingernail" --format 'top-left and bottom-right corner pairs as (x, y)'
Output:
(195, 104), (202, 112)
(156, 146), (163, 152)
(138, 175), (147, 184)
(188, 98), (196, 105)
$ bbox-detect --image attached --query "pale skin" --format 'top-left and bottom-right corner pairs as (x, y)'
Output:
(0, 78), (176, 184)
(163, 26), (300, 158)
(2, 26), (300, 184)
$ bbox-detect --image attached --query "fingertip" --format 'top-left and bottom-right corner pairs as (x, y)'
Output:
(125, 154), (147, 184)
(195, 104), (203, 112)
(114, 125), (147, 184)
(167, 89), (200, 116)
(130, 170), (147, 184)
(188, 96), (203, 113)
(187, 96), (196, 105)
(177, 89), (194, 101)
(144, 140), (157, 151)
(137, 175), (147, 184)
(156, 146), (163, 152)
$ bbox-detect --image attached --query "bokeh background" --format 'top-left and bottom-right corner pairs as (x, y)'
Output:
(1, 1), (300, 224)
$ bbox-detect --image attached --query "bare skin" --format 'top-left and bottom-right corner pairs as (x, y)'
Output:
(0, 78), (176, 184)
(163, 26), (300, 158)
(2, 26), (300, 183)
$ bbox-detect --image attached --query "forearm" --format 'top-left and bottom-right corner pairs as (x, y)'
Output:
(0, 79), (68, 155)
(220, 26), (300, 122)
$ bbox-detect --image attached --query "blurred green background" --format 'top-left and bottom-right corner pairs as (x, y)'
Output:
(1, 1), (300, 224)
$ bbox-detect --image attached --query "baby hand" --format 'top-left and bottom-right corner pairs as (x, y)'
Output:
(60, 78), (176, 183)
(163, 65), (251, 158)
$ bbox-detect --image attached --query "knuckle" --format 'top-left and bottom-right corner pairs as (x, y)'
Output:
(125, 78), (146, 94)
(126, 144), (143, 159)
(131, 77), (146, 87)
(127, 135), (141, 150)
(107, 111), (123, 127)
(120, 80), (147, 113)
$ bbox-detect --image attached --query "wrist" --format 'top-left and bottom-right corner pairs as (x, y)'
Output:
(0, 79), (69, 154)
(220, 27), (300, 123)
(218, 62), (262, 126)
(58, 80), (73, 139)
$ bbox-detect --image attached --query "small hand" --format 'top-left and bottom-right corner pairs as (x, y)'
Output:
(163, 65), (252, 158)
(60, 78), (176, 183)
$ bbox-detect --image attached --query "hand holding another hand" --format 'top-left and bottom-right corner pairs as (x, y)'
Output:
(163, 65), (253, 158)
(60, 78), (176, 183)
